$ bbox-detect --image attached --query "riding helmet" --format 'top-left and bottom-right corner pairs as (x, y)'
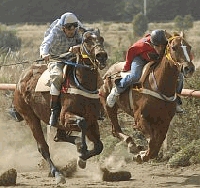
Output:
(150, 30), (167, 46)
(61, 12), (78, 26)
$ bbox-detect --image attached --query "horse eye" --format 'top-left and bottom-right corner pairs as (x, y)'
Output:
(172, 46), (176, 51)
(84, 36), (93, 43)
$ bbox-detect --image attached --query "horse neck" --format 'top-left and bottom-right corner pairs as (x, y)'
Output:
(75, 59), (98, 90)
(152, 57), (179, 96)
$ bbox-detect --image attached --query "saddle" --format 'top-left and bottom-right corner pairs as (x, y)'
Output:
(35, 64), (100, 99)
(35, 64), (68, 92)
(106, 61), (156, 89)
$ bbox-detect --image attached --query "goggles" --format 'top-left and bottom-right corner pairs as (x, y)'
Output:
(64, 22), (78, 30)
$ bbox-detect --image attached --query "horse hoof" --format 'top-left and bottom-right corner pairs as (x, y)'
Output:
(77, 157), (86, 169)
(137, 145), (145, 151)
(132, 154), (143, 164)
(55, 172), (66, 184)
(127, 142), (140, 154)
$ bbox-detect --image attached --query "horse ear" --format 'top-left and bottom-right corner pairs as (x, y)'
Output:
(164, 30), (172, 39)
(180, 30), (185, 38)
(94, 28), (100, 36)
(172, 31), (180, 36)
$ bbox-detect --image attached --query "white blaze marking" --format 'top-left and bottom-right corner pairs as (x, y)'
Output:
(181, 42), (190, 62)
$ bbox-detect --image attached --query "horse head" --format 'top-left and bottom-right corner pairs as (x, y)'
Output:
(81, 28), (108, 70)
(165, 31), (195, 78)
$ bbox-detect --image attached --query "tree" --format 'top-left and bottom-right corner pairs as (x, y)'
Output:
(183, 15), (193, 30)
(174, 15), (194, 31)
(0, 24), (21, 51)
(174, 15), (184, 31)
(132, 13), (148, 37)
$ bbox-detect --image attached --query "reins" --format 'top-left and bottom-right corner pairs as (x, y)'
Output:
(70, 34), (102, 95)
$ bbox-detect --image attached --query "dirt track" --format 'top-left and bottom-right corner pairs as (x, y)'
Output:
(2, 161), (200, 188)
(0, 114), (200, 188)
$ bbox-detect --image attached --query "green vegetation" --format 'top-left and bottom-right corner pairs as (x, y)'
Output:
(0, 0), (200, 23)
(0, 24), (21, 51)
(132, 14), (148, 37)
(174, 15), (194, 31)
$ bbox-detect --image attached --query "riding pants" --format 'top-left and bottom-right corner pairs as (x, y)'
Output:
(116, 56), (147, 93)
(48, 62), (65, 95)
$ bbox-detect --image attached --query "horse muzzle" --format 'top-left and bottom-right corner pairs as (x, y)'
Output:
(182, 62), (195, 78)
(95, 51), (108, 70)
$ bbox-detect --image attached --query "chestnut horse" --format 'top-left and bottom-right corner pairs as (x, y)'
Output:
(99, 31), (195, 163)
(12, 29), (107, 183)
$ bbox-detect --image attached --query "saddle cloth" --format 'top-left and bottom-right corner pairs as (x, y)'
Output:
(35, 66), (100, 99)
(107, 61), (156, 109)
(108, 61), (155, 83)
(35, 69), (50, 92)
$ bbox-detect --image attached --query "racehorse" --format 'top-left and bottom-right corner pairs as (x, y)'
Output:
(99, 31), (195, 163)
(12, 28), (108, 183)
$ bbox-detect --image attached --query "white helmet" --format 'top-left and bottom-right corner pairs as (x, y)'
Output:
(61, 12), (78, 26)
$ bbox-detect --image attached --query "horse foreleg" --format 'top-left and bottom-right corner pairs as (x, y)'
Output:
(106, 106), (123, 137)
(83, 121), (103, 158)
(106, 106), (139, 154)
(71, 116), (88, 169)
(132, 122), (167, 163)
(77, 119), (104, 168)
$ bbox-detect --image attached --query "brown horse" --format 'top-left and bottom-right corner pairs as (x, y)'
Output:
(12, 29), (108, 183)
(99, 31), (195, 163)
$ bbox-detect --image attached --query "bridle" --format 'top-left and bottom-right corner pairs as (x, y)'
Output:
(138, 35), (192, 102)
(72, 31), (106, 94)
(165, 36), (191, 70)
(79, 32), (104, 70)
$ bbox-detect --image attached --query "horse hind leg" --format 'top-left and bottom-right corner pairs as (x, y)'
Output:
(25, 113), (65, 184)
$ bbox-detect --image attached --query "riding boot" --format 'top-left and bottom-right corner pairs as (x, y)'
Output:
(49, 95), (61, 127)
(106, 87), (120, 108)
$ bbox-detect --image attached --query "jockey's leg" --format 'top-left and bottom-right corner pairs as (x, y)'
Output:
(106, 57), (146, 108)
(49, 93), (61, 127)
(48, 62), (64, 126)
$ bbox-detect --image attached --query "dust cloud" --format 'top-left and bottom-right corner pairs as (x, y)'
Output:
(0, 112), (79, 174)
(0, 111), (126, 181)
(0, 112), (41, 173)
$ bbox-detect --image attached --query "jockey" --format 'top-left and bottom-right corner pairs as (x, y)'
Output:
(40, 12), (84, 127)
(106, 29), (184, 113)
